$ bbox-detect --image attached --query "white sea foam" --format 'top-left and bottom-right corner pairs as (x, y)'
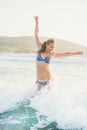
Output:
(0, 53), (87, 129)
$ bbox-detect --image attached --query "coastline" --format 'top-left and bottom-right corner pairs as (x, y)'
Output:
(0, 36), (87, 55)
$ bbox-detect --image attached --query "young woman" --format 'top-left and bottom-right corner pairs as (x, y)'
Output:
(34, 16), (83, 90)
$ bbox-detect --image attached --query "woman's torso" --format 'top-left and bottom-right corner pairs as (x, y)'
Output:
(36, 53), (51, 81)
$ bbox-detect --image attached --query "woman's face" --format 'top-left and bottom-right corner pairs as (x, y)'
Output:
(46, 43), (56, 52)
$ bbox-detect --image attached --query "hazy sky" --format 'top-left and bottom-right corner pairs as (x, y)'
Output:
(0, 0), (87, 46)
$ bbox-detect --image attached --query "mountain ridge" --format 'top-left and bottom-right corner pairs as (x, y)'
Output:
(0, 36), (87, 54)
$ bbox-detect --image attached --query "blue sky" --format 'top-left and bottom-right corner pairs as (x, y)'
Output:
(0, 0), (87, 46)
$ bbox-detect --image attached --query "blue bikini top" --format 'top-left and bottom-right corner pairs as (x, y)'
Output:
(36, 53), (51, 64)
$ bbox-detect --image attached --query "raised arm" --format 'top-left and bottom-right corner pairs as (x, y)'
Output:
(34, 16), (42, 49)
(53, 51), (83, 58)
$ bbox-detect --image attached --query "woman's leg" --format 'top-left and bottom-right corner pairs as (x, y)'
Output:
(37, 83), (42, 90)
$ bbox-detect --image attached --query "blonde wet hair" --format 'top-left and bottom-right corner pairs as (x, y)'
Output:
(37, 39), (55, 53)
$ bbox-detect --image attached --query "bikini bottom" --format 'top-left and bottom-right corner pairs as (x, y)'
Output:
(36, 79), (49, 87)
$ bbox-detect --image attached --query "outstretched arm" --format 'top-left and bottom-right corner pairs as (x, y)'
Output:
(34, 16), (42, 49)
(53, 51), (83, 58)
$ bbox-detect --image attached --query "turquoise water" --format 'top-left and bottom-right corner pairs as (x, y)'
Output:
(0, 101), (58, 130)
(0, 103), (37, 130)
(0, 53), (87, 130)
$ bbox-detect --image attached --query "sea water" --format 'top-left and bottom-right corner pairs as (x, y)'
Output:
(0, 53), (87, 130)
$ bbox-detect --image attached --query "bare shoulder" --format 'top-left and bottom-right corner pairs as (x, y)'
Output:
(51, 52), (62, 58)
(50, 52), (56, 57)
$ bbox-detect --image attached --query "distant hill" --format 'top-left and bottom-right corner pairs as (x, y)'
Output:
(0, 36), (87, 54)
